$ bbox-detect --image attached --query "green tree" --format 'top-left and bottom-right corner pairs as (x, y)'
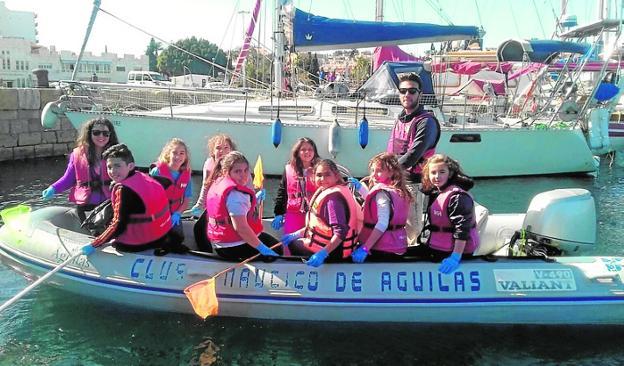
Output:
(351, 55), (371, 85)
(145, 38), (163, 72)
(242, 47), (272, 88)
(157, 37), (227, 77)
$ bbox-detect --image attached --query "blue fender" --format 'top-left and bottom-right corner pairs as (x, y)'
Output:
(594, 82), (620, 102)
(358, 117), (369, 149)
(271, 118), (283, 148)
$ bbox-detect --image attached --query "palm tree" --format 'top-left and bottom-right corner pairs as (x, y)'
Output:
(145, 38), (163, 72)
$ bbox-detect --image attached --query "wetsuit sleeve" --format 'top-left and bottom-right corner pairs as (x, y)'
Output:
(397, 117), (439, 170)
(51, 153), (77, 193)
(447, 192), (476, 241)
(325, 194), (348, 240)
(273, 169), (288, 216)
(91, 186), (143, 247)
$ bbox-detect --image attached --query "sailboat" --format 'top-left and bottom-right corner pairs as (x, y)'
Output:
(40, 0), (619, 177)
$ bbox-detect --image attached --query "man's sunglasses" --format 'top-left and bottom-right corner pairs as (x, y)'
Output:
(398, 87), (420, 95)
(92, 130), (111, 137)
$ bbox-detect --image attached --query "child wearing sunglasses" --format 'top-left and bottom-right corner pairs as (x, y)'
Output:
(387, 72), (441, 246)
(42, 117), (119, 222)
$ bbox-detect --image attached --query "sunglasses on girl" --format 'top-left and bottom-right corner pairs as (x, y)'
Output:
(398, 87), (420, 95)
(92, 130), (111, 137)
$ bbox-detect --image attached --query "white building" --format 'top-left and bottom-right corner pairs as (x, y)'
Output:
(0, 1), (148, 87)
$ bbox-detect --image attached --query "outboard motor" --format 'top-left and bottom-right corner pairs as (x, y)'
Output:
(520, 189), (596, 255)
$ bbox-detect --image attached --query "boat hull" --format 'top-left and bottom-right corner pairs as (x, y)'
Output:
(64, 111), (596, 177)
(1, 207), (624, 324)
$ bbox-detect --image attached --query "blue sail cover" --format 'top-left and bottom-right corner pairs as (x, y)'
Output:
(497, 39), (591, 63)
(288, 8), (480, 51)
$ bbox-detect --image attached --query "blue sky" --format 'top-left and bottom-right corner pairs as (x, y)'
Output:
(3, 0), (608, 56)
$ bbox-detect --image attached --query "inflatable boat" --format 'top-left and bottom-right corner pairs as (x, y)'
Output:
(2, 189), (624, 324)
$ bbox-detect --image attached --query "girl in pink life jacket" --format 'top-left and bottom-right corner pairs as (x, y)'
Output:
(204, 151), (281, 260)
(351, 152), (413, 263)
(412, 154), (479, 274)
(272, 137), (321, 235)
(42, 118), (119, 222)
(190, 134), (236, 216)
(281, 159), (362, 268)
(149, 138), (192, 239)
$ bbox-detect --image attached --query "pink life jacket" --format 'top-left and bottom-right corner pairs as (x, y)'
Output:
(386, 112), (440, 175)
(358, 184), (410, 255)
(205, 176), (263, 243)
(68, 146), (111, 205)
(428, 185), (479, 253)
(154, 161), (191, 213)
(285, 164), (317, 214)
(113, 172), (171, 245)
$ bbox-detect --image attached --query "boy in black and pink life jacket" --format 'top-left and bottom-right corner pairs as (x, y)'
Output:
(81, 144), (187, 256)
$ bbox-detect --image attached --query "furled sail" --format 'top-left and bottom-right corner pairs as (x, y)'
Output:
(230, 0), (263, 84)
(285, 7), (480, 52)
(497, 39), (591, 64)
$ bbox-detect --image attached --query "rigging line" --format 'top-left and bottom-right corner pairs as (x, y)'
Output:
(473, 0), (483, 29)
(390, 0), (403, 22)
(216, 0), (242, 61)
(532, 0), (546, 38)
(341, 0), (355, 21)
(507, 0), (521, 38)
(97, 7), (262, 86)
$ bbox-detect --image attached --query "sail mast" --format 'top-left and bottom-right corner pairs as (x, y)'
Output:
(375, 0), (383, 21)
(72, 0), (101, 81)
(273, 0), (286, 94)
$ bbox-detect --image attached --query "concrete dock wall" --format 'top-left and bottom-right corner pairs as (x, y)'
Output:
(0, 88), (76, 162)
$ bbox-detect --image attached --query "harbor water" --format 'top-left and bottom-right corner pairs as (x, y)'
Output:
(1, 156), (624, 365)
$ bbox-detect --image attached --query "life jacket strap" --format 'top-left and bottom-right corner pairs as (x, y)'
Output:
(363, 222), (406, 231)
(128, 206), (169, 224)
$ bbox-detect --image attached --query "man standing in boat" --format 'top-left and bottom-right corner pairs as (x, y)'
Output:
(387, 73), (441, 245)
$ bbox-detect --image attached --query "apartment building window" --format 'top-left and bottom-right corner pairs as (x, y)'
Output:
(116, 66), (125, 72)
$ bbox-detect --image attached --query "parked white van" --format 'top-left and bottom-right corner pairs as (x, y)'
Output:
(127, 71), (172, 86)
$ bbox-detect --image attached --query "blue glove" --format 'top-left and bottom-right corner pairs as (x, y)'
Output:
(347, 177), (362, 190)
(42, 186), (56, 200)
(255, 189), (266, 204)
(190, 205), (203, 217)
(351, 246), (369, 263)
(280, 232), (301, 247)
(271, 215), (284, 230)
(171, 212), (181, 227)
(81, 244), (96, 256)
(439, 252), (462, 274)
(256, 242), (279, 257)
(306, 248), (329, 267)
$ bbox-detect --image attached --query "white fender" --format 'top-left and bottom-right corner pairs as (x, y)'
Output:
(587, 108), (611, 154)
(328, 119), (341, 157)
(41, 101), (61, 129)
